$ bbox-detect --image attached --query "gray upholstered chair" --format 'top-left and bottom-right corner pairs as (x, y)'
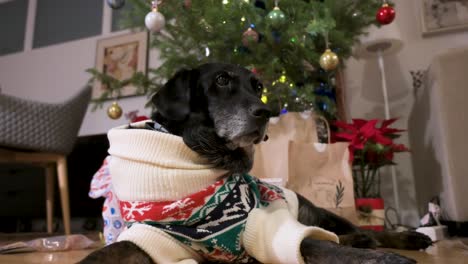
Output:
(0, 86), (92, 235)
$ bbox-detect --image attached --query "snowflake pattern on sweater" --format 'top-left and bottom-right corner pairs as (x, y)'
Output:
(119, 174), (285, 262)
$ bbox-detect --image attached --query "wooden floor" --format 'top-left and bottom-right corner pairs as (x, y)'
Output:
(1, 233), (467, 263)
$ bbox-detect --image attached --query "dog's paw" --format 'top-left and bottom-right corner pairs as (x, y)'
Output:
(340, 233), (378, 249)
(396, 230), (433, 250)
(301, 239), (416, 264)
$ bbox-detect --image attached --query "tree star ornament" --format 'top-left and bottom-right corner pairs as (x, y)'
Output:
(106, 0), (125, 9)
(376, 3), (395, 25)
(145, 1), (165, 33)
(319, 49), (339, 71)
(107, 101), (123, 120)
(242, 28), (259, 47)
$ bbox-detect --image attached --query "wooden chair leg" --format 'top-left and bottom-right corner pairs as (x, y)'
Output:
(57, 156), (71, 235)
(45, 165), (55, 234)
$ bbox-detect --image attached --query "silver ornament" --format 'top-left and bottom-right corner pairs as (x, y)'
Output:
(145, 10), (166, 33)
(106, 0), (125, 9)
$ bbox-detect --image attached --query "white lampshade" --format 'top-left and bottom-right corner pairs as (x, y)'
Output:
(355, 23), (403, 59)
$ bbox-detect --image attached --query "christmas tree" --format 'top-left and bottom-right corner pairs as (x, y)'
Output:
(90, 0), (391, 119)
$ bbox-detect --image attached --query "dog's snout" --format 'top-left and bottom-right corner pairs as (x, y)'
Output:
(249, 105), (271, 119)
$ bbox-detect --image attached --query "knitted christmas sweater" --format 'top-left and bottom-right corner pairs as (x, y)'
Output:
(108, 121), (339, 264)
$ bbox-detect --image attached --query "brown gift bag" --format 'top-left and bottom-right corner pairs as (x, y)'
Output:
(250, 112), (318, 186)
(287, 118), (359, 224)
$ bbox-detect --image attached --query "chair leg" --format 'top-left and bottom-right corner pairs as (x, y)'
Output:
(45, 165), (55, 234)
(57, 156), (71, 235)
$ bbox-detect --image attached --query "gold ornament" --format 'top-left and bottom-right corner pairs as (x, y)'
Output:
(107, 101), (123, 119)
(319, 49), (339, 71)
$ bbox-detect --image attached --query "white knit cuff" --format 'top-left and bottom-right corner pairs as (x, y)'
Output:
(117, 223), (202, 264)
(271, 219), (339, 264)
(243, 201), (339, 264)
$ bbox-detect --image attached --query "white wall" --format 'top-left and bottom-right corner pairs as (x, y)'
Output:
(1, 0), (468, 226)
(0, 0), (160, 136)
(344, 0), (468, 226)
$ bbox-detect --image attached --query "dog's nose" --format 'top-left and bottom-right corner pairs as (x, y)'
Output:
(249, 104), (271, 119)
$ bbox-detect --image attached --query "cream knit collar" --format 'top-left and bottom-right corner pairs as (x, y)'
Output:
(108, 121), (228, 201)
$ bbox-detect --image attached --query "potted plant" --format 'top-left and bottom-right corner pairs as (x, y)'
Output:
(332, 118), (408, 231)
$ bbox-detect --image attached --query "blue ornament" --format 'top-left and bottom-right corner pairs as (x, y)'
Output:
(280, 108), (288, 115)
(106, 0), (125, 9)
(272, 30), (281, 44)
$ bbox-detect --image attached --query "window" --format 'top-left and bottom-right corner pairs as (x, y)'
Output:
(0, 0), (28, 56)
(33, 0), (103, 48)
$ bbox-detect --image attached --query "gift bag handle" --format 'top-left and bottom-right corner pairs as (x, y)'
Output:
(304, 115), (333, 186)
(315, 115), (331, 144)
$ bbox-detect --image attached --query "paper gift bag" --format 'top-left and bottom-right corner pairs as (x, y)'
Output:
(250, 112), (318, 186)
(287, 141), (359, 224)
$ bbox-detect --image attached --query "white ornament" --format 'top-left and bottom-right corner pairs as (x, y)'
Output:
(145, 10), (165, 32)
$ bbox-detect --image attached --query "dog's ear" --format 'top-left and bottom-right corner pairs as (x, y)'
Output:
(152, 69), (198, 121)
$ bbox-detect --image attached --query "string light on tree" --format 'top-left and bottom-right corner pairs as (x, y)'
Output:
(145, 1), (165, 33)
(376, 1), (395, 25)
(261, 88), (268, 103)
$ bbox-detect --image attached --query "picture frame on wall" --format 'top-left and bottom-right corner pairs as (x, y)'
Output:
(421, 0), (468, 36)
(93, 31), (148, 100)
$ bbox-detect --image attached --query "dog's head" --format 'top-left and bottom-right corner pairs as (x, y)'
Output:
(153, 63), (271, 148)
(151, 63), (271, 173)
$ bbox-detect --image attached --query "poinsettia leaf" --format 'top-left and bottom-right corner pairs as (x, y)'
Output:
(360, 120), (379, 138)
(352, 119), (369, 128)
(334, 132), (355, 141)
(374, 133), (393, 145)
(381, 118), (399, 129)
(352, 138), (366, 150)
(392, 144), (409, 152)
(381, 128), (406, 135)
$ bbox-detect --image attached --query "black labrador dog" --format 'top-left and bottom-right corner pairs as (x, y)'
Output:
(80, 63), (432, 264)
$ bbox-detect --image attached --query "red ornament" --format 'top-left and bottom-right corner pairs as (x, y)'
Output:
(242, 28), (259, 47)
(376, 4), (395, 25)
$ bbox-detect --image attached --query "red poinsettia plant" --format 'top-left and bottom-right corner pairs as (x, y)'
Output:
(332, 118), (409, 198)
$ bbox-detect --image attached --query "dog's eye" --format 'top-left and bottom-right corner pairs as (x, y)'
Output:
(215, 74), (230, 86)
(256, 83), (263, 94)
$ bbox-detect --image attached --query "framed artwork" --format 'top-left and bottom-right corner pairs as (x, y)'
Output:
(421, 0), (468, 36)
(93, 31), (148, 99)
